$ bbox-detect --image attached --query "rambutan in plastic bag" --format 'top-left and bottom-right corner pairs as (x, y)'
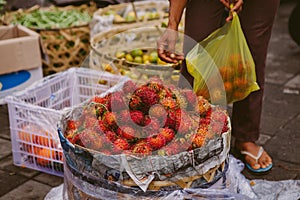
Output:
(186, 12), (260, 104)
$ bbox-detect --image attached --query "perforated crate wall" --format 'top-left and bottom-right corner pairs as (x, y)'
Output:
(6, 67), (127, 176)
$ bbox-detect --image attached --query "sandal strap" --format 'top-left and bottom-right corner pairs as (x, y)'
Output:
(240, 146), (264, 163)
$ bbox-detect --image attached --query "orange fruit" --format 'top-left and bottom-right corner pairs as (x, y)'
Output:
(36, 148), (54, 166)
(233, 91), (246, 100)
(34, 134), (55, 148)
(22, 144), (33, 153)
(19, 131), (32, 142)
(19, 124), (56, 148)
(224, 82), (233, 94)
(18, 125), (35, 143)
(233, 78), (248, 89)
(229, 54), (242, 66)
(237, 63), (245, 75)
(219, 66), (234, 82)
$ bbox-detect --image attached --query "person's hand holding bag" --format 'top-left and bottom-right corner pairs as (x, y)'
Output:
(220, 0), (244, 21)
(186, 6), (260, 104)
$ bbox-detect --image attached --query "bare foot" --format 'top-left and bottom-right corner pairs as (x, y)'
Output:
(235, 141), (273, 170)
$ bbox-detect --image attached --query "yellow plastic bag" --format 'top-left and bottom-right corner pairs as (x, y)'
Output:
(186, 12), (260, 105)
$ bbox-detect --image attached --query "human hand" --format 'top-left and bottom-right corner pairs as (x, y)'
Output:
(220, 0), (243, 22)
(157, 29), (184, 64)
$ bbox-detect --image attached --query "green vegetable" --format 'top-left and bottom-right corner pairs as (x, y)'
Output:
(0, 0), (6, 13)
(11, 8), (92, 29)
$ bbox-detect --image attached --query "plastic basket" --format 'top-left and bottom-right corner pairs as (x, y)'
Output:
(5, 67), (127, 177)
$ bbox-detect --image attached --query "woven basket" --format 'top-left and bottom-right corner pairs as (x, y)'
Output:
(39, 25), (90, 75)
(90, 26), (184, 83)
(2, 3), (97, 76)
(90, 0), (172, 36)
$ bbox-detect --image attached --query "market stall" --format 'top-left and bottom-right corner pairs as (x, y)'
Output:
(1, 1), (299, 200)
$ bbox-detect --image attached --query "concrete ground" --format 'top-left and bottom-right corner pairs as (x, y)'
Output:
(0, 1), (299, 199)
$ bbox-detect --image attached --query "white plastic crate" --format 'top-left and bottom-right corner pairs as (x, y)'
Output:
(5, 67), (128, 177)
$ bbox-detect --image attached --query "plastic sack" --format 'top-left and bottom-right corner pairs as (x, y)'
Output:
(186, 12), (260, 104)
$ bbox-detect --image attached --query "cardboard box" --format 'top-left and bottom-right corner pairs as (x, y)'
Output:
(0, 25), (42, 75)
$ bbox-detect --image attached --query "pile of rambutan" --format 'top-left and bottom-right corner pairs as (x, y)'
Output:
(64, 78), (230, 156)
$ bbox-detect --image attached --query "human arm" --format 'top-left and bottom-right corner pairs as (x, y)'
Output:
(157, 0), (187, 63)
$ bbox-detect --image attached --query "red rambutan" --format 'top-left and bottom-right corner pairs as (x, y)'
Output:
(158, 128), (175, 143)
(160, 97), (179, 110)
(113, 138), (130, 151)
(196, 96), (211, 116)
(104, 130), (117, 142)
(117, 110), (131, 126)
(122, 80), (137, 94)
(181, 89), (197, 110)
(165, 109), (181, 130)
(148, 104), (167, 120)
(78, 131), (104, 150)
(142, 117), (161, 136)
(109, 91), (127, 111)
(146, 77), (164, 93)
(90, 95), (108, 104)
(66, 120), (78, 131)
(130, 110), (145, 126)
(102, 111), (117, 129)
(191, 134), (206, 149)
(147, 134), (166, 150)
(131, 140), (152, 155)
(135, 86), (160, 110)
(117, 126), (136, 140)
(129, 95), (142, 111)
(176, 112), (194, 135)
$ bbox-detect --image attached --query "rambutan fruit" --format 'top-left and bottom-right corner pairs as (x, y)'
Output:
(113, 138), (130, 151)
(196, 96), (211, 116)
(131, 140), (152, 155)
(147, 134), (166, 150)
(117, 110), (131, 126)
(130, 110), (145, 126)
(135, 86), (160, 110)
(129, 95), (142, 111)
(142, 117), (161, 136)
(146, 77), (164, 93)
(165, 109), (181, 130)
(160, 97), (179, 110)
(118, 126), (136, 140)
(104, 130), (117, 142)
(158, 128), (175, 143)
(148, 104), (167, 121)
(102, 111), (117, 129)
(191, 134), (206, 149)
(122, 80), (137, 94)
(181, 89), (197, 110)
(90, 95), (108, 104)
(79, 131), (104, 150)
(176, 112), (194, 135)
(109, 91), (127, 111)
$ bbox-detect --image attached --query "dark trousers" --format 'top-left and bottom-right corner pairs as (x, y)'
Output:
(180, 0), (280, 142)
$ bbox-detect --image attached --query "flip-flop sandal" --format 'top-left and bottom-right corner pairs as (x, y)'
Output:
(240, 146), (273, 175)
